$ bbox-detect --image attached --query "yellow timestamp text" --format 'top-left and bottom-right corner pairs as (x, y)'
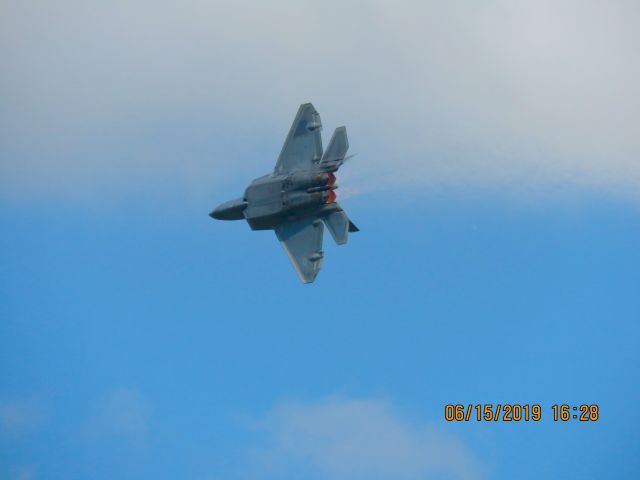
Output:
(444, 404), (600, 422)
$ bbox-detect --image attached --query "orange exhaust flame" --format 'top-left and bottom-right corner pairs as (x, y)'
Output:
(325, 190), (336, 204)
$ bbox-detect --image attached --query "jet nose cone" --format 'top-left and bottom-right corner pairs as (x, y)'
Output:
(209, 206), (226, 220)
(209, 198), (247, 221)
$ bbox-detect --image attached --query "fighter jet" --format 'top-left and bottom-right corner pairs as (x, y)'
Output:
(209, 103), (358, 283)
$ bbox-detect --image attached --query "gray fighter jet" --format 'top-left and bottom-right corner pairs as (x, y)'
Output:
(210, 103), (358, 283)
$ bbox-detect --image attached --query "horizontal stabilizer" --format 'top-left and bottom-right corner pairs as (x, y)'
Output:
(348, 220), (359, 232)
(321, 126), (349, 163)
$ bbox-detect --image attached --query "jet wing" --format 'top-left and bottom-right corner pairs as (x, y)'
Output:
(274, 103), (323, 174)
(275, 217), (324, 283)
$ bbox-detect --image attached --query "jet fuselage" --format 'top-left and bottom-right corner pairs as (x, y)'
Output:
(210, 170), (337, 230)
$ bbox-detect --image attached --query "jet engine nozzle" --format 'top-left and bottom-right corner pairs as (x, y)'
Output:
(286, 172), (335, 191)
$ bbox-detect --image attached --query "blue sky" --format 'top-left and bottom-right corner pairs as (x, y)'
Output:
(2, 1), (640, 479)
(2, 191), (639, 479)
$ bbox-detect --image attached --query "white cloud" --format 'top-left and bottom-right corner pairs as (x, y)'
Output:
(1, 0), (638, 202)
(246, 396), (483, 480)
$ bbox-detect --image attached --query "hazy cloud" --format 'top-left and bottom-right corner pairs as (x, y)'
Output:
(246, 396), (483, 480)
(0, 400), (43, 433)
(1, 0), (638, 202)
(85, 387), (150, 445)
(9, 465), (36, 480)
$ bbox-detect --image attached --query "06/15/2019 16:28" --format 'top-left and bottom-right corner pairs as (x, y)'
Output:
(444, 404), (600, 422)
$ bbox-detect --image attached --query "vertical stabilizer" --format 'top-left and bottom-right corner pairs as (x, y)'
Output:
(321, 126), (349, 163)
